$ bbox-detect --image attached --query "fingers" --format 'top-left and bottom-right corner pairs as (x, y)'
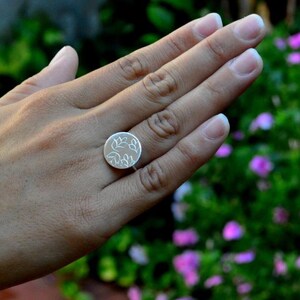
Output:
(97, 114), (229, 234)
(66, 13), (223, 108)
(88, 14), (265, 139)
(131, 48), (262, 167)
(0, 46), (78, 105)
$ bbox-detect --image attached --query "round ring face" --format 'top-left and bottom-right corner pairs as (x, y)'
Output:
(103, 132), (142, 169)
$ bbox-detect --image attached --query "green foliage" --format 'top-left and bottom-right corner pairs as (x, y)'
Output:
(147, 4), (175, 33)
(58, 257), (90, 280)
(57, 257), (93, 300)
(0, 18), (63, 81)
(157, 0), (194, 13)
(59, 281), (93, 300)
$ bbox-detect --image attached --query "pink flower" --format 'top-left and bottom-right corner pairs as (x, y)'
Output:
(287, 52), (300, 64)
(274, 257), (287, 276)
(237, 283), (252, 294)
(173, 229), (199, 247)
(274, 38), (286, 50)
(223, 221), (244, 241)
(173, 250), (200, 275)
(249, 155), (273, 177)
(234, 251), (255, 264)
(204, 275), (223, 288)
(250, 112), (274, 132)
(215, 144), (232, 157)
(128, 286), (142, 300)
(184, 270), (199, 287)
(232, 131), (245, 141)
(273, 207), (289, 224)
(173, 250), (200, 287)
(288, 32), (300, 49)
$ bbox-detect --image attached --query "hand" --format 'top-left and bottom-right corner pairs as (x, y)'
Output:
(0, 13), (265, 288)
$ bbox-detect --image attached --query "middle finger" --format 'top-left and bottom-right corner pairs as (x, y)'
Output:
(88, 14), (265, 142)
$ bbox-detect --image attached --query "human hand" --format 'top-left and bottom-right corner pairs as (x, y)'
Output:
(0, 13), (265, 288)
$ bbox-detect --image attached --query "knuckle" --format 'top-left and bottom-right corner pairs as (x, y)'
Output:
(205, 37), (226, 62)
(22, 87), (71, 113)
(84, 110), (101, 130)
(21, 75), (41, 93)
(142, 68), (178, 103)
(139, 161), (168, 193)
(202, 80), (224, 100)
(177, 139), (199, 166)
(165, 34), (184, 56)
(147, 109), (180, 140)
(19, 89), (53, 115)
(47, 121), (76, 142)
(43, 86), (73, 107)
(34, 120), (77, 151)
(118, 53), (149, 81)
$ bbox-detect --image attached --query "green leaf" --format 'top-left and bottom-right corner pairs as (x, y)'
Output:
(117, 273), (136, 287)
(75, 292), (94, 300)
(147, 4), (175, 33)
(60, 281), (80, 299)
(158, 0), (194, 14)
(43, 29), (64, 46)
(57, 256), (89, 280)
(98, 256), (118, 282)
(140, 33), (161, 45)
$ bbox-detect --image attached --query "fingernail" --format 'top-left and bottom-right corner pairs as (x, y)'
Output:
(49, 46), (66, 66)
(230, 48), (261, 75)
(202, 114), (229, 140)
(193, 13), (223, 38)
(234, 14), (264, 41)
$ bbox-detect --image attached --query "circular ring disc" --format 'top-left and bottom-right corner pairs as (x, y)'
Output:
(103, 132), (142, 169)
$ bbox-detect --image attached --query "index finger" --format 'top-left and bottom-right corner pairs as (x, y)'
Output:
(67, 13), (222, 108)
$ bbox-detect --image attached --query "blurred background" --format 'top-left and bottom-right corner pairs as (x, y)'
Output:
(0, 0), (300, 299)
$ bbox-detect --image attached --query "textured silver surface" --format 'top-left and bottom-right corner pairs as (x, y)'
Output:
(104, 132), (142, 169)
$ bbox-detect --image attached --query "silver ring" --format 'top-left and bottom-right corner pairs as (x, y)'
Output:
(103, 132), (142, 169)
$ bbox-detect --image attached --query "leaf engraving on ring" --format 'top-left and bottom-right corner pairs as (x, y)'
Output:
(104, 132), (142, 169)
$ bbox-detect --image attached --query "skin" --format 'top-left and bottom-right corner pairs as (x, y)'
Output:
(0, 13), (265, 289)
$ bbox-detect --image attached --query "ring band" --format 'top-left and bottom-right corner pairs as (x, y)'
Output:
(104, 132), (142, 169)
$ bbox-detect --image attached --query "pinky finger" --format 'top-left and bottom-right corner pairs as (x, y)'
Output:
(100, 114), (229, 233)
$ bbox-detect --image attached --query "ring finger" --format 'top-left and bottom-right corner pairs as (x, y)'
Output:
(130, 48), (262, 168)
